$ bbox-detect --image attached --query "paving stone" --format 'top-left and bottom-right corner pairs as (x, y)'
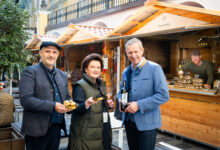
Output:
(175, 143), (193, 149)
(157, 136), (174, 143)
(12, 97), (216, 150)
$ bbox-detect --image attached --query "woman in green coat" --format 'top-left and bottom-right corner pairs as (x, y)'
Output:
(68, 53), (114, 150)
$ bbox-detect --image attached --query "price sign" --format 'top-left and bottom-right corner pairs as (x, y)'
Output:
(103, 56), (108, 70)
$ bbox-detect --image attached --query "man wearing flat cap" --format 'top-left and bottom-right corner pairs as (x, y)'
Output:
(178, 50), (214, 89)
(19, 41), (71, 150)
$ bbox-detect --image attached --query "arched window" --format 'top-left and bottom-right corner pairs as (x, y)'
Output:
(93, 22), (108, 27)
(52, 32), (60, 36)
(180, 1), (204, 8)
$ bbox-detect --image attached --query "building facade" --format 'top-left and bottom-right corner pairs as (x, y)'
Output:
(43, 0), (220, 36)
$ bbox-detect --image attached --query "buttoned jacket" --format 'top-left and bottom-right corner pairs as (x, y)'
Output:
(118, 59), (169, 131)
(19, 62), (71, 137)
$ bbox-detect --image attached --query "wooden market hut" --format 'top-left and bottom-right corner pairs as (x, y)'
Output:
(25, 34), (62, 66)
(25, 34), (59, 51)
(24, 0), (220, 147)
(103, 0), (220, 148)
(55, 24), (119, 96)
(25, 25), (123, 98)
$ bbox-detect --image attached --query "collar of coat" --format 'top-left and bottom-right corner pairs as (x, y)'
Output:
(82, 73), (106, 96)
(82, 73), (102, 87)
(129, 57), (147, 72)
(40, 62), (57, 76)
(124, 58), (147, 91)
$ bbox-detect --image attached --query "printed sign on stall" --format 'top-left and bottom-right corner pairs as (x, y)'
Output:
(103, 56), (108, 70)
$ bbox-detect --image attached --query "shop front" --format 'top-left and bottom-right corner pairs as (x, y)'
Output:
(25, 0), (220, 147)
(103, 0), (220, 148)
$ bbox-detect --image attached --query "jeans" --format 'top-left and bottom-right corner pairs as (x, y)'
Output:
(25, 124), (61, 150)
(125, 120), (158, 150)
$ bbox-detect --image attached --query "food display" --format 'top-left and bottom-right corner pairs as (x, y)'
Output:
(64, 100), (78, 110)
(175, 75), (203, 89)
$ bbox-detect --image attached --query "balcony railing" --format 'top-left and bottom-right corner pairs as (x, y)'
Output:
(48, 0), (138, 26)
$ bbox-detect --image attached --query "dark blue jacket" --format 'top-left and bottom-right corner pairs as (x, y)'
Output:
(19, 62), (71, 137)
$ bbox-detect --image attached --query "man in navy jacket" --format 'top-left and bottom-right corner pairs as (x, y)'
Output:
(118, 38), (169, 150)
(19, 41), (71, 150)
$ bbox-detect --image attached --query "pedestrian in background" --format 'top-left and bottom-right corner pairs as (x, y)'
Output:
(68, 53), (114, 150)
(118, 38), (169, 150)
(70, 61), (82, 88)
(19, 41), (71, 150)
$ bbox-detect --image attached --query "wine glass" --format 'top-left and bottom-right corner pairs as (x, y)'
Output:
(106, 86), (114, 108)
(106, 86), (112, 100)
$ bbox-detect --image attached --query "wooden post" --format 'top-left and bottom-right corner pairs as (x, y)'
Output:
(116, 46), (121, 95)
(64, 47), (69, 72)
(119, 39), (126, 79)
(212, 40), (217, 64)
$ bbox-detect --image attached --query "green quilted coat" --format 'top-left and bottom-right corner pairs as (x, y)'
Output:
(68, 74), (112, 150)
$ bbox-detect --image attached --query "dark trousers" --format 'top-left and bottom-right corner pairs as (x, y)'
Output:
(125, 120), (158, 150)
(25, 124), (61, 150)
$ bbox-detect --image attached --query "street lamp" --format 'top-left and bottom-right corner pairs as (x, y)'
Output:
(41, 0), (47, 9)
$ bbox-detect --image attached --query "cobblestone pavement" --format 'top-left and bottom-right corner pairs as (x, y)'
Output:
(11, 91), (217, 150)
(13, 109), (217, 150)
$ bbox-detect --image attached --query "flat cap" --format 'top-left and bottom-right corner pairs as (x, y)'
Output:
(40, 41), (61, 51)
(190, 50), (201, 56)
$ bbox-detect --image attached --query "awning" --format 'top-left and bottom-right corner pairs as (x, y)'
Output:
(56, 24), (113, 45)
(106, 0), (220, 38)
(99, 24), (220, 41)
(25, 34), (59, 51)
(65, 24), (220, 45)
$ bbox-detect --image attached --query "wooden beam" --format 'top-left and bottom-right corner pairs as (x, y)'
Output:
(145, 0), (157, 7)
(111, 33), (123, 36)
(65, 38), (97, 45)
(56, 28), (79, 44)
(167, 9), (220, 23)
(125, 8), (171, 35)
(130, 20), (141, 25)
(106, 6), (152, 37)
(25, 34), (40, 50)
(119, 39), (126, 78)
(154, 2), (220, 23)
(155, 2), (220, 17)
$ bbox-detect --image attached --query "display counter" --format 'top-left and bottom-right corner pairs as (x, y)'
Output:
(168, 85), (217, 96)
(160, 85), (220, 148)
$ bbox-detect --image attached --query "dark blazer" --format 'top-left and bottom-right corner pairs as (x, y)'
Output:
(19, 62), (71, 137)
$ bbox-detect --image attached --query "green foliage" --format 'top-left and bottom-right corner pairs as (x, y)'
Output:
(0, 0), (31, 78)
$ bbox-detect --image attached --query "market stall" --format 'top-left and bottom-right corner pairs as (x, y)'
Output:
(55, 24), (118, 96)
(104, 0), (220, 148)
